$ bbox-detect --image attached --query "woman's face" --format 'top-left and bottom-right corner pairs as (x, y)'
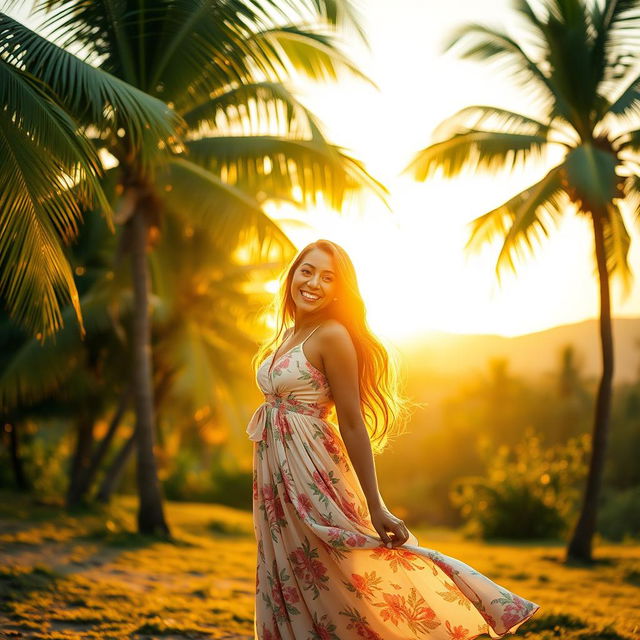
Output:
(290, 247), (337, 316)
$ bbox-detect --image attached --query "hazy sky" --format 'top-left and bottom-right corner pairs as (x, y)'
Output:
(277, 0), (640, 338)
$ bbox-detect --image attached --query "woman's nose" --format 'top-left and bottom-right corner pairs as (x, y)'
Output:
(307, 274), (320, 288)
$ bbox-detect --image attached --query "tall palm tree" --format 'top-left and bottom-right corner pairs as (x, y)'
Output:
(406, 0), (640, 562)
(0, 12), (178, 339)
(18, 0), (382, 534)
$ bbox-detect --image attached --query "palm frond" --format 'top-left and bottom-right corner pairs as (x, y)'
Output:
(36, 0), (139, 84)
(612, 126), (640, 151)
(445, 23), (557, 112)
(599, 202), (633, 294)
(182, 81), (324, 140)
(145, 0), (272, 93)
(252, 26), (371, 84)
(511, 0), (550, 46)
(149, 211), (284, 324)
(185, 135), (387, 208)
(622, 172), (640, 221)
(275, 0), (366, 41)
(603, 71), (640, 121)
(0, 60), (108, 215)
(0, 13), (180, 168)
(0, 61), (113, 337)
(154, 158), (293, 258)
(543, 1), (605, 133)
(0, 284), (128, 412)
(594, 0), (640, 85)
(465, 164), (567, 277)
(148, 211), (286, 433)
(406, 130), (548, 180)
(432, 105), (552, 141)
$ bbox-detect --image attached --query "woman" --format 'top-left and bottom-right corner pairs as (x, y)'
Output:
(247, 239), (539, 640)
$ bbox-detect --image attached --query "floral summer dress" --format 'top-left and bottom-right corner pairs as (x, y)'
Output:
(247, 326), (539, 640)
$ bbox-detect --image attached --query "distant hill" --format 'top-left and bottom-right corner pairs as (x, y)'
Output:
(397, 317), (640, 384)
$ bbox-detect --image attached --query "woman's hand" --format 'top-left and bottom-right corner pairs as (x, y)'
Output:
(370, 505), (410, 549)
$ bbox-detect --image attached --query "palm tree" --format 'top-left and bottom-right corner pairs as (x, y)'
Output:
(0, 196), (277, 506)
(14, 0), (382, 534)
(0, 12), (178, 339)
(406, 0), (640, 562)
(0, 198), (135, 507)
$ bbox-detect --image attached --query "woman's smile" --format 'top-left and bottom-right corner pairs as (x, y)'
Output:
(300, 289), (322, 302)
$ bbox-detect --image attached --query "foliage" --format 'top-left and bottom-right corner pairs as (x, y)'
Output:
(378, 349), (595, 528)
(598, 487), (640, 542)
(22, 424), (69, 497)
(451, 430), (589, 539)
(605, 382), (640, 491)
(598, 381), (640, 542)
(0, 12), (178, 337)
(163, 448), (252, 510)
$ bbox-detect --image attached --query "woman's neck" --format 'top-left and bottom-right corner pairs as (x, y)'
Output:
(293, 311), (328, 333)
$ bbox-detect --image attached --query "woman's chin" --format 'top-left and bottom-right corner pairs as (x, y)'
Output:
(295, 299), (329, 315)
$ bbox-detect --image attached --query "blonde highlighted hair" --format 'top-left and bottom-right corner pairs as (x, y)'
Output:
(254, 239), (410, 452)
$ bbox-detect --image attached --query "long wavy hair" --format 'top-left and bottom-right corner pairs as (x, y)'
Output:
(254, 239), (411, 453)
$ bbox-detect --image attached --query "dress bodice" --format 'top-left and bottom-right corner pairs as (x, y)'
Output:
(246, 329), (334, 441)
(257, 343), (333, 403)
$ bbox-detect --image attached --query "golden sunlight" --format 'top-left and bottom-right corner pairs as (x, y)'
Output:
(281, 0), (640, 340)
(265, 167), (637, 341)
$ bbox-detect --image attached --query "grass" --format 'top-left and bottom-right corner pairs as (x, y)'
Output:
(0, 490), (638, 639)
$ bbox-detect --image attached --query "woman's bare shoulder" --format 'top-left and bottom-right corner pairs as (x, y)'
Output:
(317, 320), (354, 351)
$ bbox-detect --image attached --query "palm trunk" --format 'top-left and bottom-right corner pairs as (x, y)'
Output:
(95, 430), (136, 503)
(66, 412), (95, 509)
(129, 207), (170, 535)
(566, 211), (614, 562)
(77, 384), (132, 501)
(95, 370), (169, 504)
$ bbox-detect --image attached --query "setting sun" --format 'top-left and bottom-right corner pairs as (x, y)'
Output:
(266, 169), (640, 340)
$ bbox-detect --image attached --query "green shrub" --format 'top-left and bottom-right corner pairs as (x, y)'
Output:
(164, 448), (251, 509)
(451, 430), (588, 539)
(598, 487), (640, 542)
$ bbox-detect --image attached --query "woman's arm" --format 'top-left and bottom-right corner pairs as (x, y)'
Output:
(320, 320), (409, 548)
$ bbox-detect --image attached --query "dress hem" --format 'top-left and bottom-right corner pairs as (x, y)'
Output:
(483, 603), (541, 639)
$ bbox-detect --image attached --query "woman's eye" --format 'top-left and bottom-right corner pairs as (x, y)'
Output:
(323, 277), (333, 283)
(301, 269), (311, 275)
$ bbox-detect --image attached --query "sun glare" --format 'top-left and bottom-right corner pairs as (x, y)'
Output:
(265, 167), (640, 341)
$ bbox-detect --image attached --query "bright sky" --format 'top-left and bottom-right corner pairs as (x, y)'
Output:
(272, 0), (640, 339)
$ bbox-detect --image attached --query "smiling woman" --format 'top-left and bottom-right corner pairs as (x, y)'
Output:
(248, 239), (540, 639)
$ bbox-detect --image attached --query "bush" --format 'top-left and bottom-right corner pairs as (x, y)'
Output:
(598, 487), (640, 542)
(451, 430), (589, 540)
(164, 448), (252, 509)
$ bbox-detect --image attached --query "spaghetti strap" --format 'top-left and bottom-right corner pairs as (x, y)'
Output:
(300, 323), (322, 346)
